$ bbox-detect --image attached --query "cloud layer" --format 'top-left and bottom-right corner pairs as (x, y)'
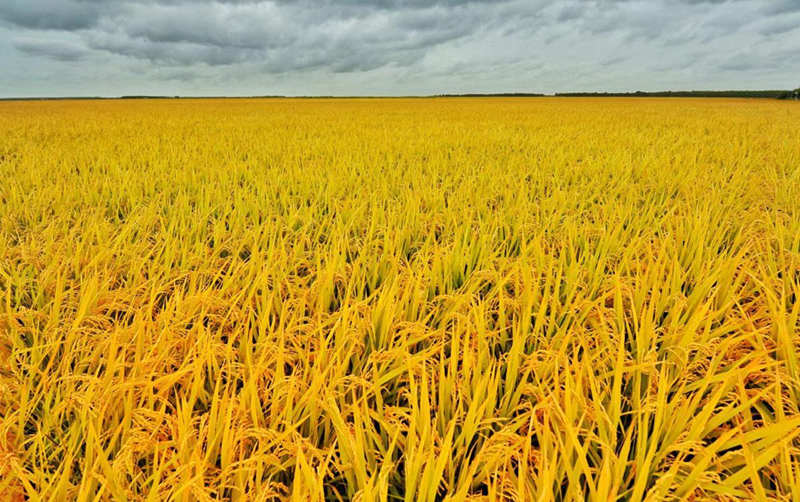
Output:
(2, 0), (799, 96)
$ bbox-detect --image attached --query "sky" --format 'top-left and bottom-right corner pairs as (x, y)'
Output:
(1, 0), (799, 97)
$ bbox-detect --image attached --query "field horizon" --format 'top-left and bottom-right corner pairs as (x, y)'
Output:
(2, 89), (798, 102)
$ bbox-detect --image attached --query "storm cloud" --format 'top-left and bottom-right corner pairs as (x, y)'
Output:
(1, 0), (798, 96)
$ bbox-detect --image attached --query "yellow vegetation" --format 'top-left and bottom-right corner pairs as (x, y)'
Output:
(1, 98), (799, 501)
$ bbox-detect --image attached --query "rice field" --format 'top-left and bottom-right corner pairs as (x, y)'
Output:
(1, 97), (799, 501)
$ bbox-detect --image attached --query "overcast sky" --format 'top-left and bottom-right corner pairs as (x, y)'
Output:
(1, 0), (798, 97)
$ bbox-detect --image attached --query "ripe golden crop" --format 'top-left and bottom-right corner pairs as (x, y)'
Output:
(1, 98), (799, 501)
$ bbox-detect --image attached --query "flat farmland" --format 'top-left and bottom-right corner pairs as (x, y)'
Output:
(1, 98), (799, 501)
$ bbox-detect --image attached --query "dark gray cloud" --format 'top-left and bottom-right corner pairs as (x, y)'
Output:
(14, 37), (91, 61)
(0, 0), (104, 30)
(763, 0), (800, 15)
(1, 0), (798, 97)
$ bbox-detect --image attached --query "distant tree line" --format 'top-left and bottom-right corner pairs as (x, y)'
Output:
(2, 89), (798, 101)
(434, 93), (547, 97)
(436, 90), (800, 99)
(120, 95), (181, 99)
(556, 90), (796, 99)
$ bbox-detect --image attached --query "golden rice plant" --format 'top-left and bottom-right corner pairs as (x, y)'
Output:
(1, 97), (799, 501)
